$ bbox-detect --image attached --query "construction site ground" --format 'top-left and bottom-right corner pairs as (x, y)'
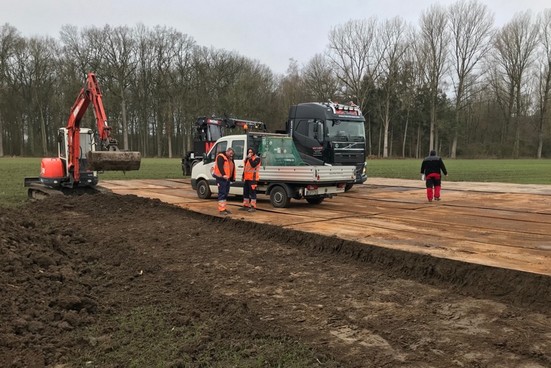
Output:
(1, 178), (550, 367)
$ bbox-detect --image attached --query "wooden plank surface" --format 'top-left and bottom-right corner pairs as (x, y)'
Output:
(100, 178), (551, 276)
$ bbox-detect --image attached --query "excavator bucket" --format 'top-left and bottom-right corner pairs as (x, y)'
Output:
(87, 151), (142, 171)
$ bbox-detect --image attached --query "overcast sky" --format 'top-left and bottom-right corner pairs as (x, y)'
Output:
(2, 0), (549, 74)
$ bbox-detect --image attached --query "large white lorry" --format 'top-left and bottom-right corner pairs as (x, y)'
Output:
(190, 132), (356, 208)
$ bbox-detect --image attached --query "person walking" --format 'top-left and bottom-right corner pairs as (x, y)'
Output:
(212, 147), (235, 215)
(420, 150), (448, 202)
(240, 148), (261, 212)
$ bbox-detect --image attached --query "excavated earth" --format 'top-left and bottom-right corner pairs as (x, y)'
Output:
(1, 192), (550, 367)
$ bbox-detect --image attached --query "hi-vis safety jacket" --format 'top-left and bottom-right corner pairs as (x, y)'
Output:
(243, 155), (261, 181)
(213, 153), (235, 181)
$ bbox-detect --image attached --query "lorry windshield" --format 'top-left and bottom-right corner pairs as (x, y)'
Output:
(325, 120), (365, 142)
(208, 125), (223, 141)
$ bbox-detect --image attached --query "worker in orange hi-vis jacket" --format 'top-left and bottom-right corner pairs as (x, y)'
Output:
(239, 148), (261, 212)
(212, 147), (235, 215)
(420, 150), (448, 202)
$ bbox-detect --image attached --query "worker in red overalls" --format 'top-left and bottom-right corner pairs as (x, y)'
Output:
(212, 147), (235, 215)
(420, 150), (448, 202)
(240, 148), (261, 212)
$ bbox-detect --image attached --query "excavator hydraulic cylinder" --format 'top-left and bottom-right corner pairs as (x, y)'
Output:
(87, 151), (142, 171)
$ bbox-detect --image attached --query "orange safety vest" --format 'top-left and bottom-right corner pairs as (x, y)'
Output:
(243, 155), (260, 181)
(212, 153), (235, 180)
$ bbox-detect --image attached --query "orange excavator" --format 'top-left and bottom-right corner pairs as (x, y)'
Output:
(25, 72), (141, 198)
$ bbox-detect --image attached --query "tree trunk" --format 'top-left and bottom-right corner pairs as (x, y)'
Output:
(121, 92), (129, 150)
(367, 119), (372, 157)
(513, 82), (522, 158)
(383, 98), (390, 158)
(40, 105), (48, 156)
(416, 124), (421, 159)
(0, 114), (4, 157)
(430, 96), (436, 151)
(167, 102), (173, 159)
(156, 113), (162, 157)
(402, 110), (409, 158)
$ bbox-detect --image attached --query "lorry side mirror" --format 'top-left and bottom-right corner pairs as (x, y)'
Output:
(314, 120), (324, 141)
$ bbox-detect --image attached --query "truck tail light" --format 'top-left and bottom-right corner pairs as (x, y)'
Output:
(306, 185), (318, 190)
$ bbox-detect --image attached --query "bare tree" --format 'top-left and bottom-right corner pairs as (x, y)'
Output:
(327, 18), (380, 113)
(98, 25), (138, 151)
(378, 16), (410, 157)
(171, 31), (196, 156)
(417, 4), (450, 152)
(0, 24), (21, 157)
(399, 43), (422, 158)
(491, 11), (539, 157)
(535, 9), (551, 158)
(60, 25), (96, 78)
(448, 0), (494, 158)
(27, 36), (59, 156)
(302, 53), (339, 101)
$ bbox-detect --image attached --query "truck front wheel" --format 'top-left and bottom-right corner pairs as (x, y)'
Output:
(270, 186), (290, 208)
(196, 180), (211, 199)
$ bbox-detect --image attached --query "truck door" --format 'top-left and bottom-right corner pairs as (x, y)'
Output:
(294, 119), (324, 160)
(229, 138), (245, 195)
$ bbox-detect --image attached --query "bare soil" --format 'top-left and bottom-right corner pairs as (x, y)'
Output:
(1, 193), (550, 368)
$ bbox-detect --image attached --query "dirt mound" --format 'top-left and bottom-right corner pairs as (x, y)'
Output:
(1, 193), (550, 367)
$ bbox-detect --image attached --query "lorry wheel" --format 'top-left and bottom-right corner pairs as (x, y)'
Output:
(196, 180), (211, 199)
(270, 186), (290, 208)
(345, 184), (354, 192)
(306, 197), (324, 205)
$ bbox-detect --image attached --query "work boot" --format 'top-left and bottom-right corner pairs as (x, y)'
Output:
(219, 210), (232, 215)
(434, 197), (440, 201)
(238, 206), (249, 211)
(248, 207), (256, 213)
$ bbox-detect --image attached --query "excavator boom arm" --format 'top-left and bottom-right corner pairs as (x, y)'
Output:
(66, 72), (140, 183)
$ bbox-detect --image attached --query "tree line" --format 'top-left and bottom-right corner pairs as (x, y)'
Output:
(0, 1), (550, 159)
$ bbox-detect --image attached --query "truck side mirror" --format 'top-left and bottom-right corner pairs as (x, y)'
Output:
(314, 121), (324, 141)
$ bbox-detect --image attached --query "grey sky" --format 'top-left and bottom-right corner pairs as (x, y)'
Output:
(2, 0), (549, 74)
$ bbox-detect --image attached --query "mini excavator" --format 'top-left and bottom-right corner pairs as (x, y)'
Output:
(24, 72), (141, 198)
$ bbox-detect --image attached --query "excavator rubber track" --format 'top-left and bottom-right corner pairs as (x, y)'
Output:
(87, 151), (142, 171)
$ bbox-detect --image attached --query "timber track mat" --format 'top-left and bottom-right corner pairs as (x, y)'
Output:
(1, 193), (550, 367)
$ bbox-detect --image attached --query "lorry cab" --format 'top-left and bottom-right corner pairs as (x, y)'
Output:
(287, 102), (367, 187)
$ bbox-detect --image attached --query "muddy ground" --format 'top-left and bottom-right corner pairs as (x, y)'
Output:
(1, 193), (550, 368)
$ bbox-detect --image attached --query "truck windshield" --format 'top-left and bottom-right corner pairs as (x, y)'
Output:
(208, 125), (223, 141)
(325, 120), (365, 142)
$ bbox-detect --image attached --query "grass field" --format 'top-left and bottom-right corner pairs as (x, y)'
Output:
(1, 157), (550, 207)
(366, 158), (551, 184)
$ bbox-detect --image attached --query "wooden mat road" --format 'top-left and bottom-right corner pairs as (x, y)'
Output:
(100, 178), (551, 277)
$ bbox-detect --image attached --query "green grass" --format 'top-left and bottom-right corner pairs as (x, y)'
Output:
(2, 157), (550, 207)
(72, 305), (336, 368)
(367, 158), (551, 184)
(0, 157), (183, 207)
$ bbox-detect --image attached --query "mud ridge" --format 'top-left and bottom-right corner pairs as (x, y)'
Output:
(190, 206), (551, 312)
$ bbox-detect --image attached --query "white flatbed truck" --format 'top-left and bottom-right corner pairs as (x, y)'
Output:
(190, 133), (356, 208)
